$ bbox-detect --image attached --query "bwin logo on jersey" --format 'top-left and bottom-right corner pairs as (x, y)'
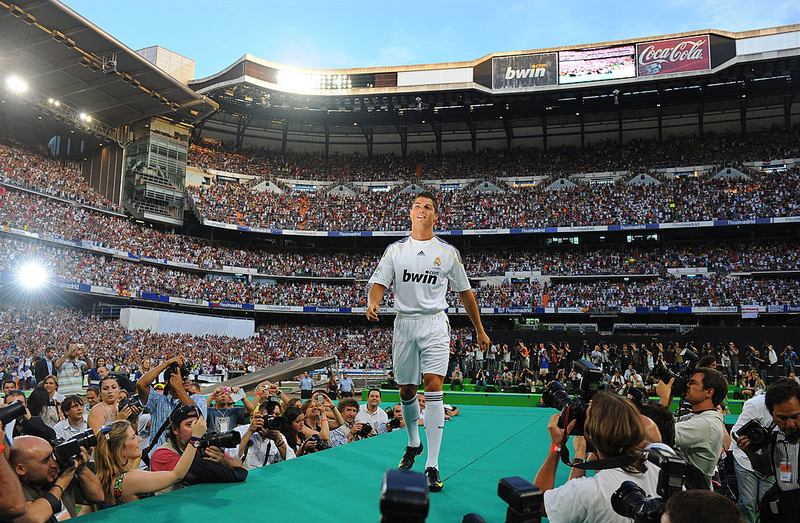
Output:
(402, 268), (438, 285)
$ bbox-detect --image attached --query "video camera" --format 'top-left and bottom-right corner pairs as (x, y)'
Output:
(611, 446), (707, 523)
(541, 359), (602, 436)
(52, 429), (97, 469)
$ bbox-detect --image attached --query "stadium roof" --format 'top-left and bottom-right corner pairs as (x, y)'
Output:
(0, 0), (218, 134)
(188, 25), (799, 149)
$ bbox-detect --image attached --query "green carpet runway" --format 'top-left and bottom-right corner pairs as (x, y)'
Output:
(78, 406), (741, 523)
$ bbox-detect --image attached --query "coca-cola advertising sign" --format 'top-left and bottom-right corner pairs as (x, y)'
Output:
(636, 35), (710, 76)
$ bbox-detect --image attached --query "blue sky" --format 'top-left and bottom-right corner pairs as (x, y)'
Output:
(63, 0), (799, 80)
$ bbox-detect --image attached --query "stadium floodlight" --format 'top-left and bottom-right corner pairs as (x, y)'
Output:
(17, 262), (49, 289)
(6, 76), (28, 93)
(79, 112), (92, 122)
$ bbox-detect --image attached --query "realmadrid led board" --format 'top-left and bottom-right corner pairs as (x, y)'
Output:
(558, 46), (636, 84)
(636, 36), (711, 76)
(492, 53), (558, 89)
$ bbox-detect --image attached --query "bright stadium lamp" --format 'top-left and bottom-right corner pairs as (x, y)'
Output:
(6, 76), (28, 93)
(17, 262), (49, 289)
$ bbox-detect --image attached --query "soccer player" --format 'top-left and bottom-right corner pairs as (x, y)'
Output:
(366, 191), (491, 492)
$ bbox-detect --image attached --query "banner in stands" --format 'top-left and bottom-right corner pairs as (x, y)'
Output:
(558, 46), (636, 84)
(636, 35), (710, 76)
(492, 53), (558, 89)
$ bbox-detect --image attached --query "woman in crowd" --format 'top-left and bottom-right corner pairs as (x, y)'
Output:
(87, 356), (107, 386)
(300, 393), (342, 438)
(280, 406), (321, 457)
(134, 359), (151, 381)
(27, 385), (61, 427)
(95, 418), (206, 506)
(88, 375), (140, 433)
(325, 375), (338, 400)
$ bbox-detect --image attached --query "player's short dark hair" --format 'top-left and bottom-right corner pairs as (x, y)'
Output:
(414, 191), (438, 214)
(663, 489), (743, 523)
(765, 377), (800, 414)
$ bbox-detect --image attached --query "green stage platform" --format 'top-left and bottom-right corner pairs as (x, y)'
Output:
(78, 405), (741, 523)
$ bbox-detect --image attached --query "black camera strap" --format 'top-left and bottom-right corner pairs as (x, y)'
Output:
(140, 405), (181, 467)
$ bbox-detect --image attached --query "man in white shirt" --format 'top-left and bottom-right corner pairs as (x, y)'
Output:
(367, 191), (491, 492)
(354, 389), (388, 436)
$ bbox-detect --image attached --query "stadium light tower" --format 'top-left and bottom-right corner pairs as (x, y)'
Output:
(16, 261), (49, 289)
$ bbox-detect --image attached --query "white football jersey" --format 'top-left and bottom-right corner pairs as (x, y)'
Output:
(368, 236), (471, 314)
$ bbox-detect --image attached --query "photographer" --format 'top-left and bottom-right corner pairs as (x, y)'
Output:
(150, 406), (247, 489)
(730, 394), (776, 523)
(533, 392), (660, 522)
(8, 435), (103, 522)
(136, 356), (206, 457)
(386, 403), (406, 433)
(657, 366), (728, 489)
(237, 401), (294, 469)
(87, 376), (141, 434)
(737, 378), (800, 522)
(1, 419), (26, 521)
(355, 389), (388, 435)
(328, 398), (363, 447)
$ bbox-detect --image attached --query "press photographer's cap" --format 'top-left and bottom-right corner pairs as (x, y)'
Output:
(170, 405), (201, 426)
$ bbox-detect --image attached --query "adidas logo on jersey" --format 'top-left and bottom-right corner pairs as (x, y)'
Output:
(417, 251), (425, 256)
(402, 268), (438, 285)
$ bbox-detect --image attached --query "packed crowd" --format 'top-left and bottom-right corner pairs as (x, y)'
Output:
(0, 306), (404, 380)
(4, 181), (800, 280)
(188, 127), (800, 181)
(0, 137), (119, 212)
(188, 166), (800, 231)
(2, 233), (800, 308)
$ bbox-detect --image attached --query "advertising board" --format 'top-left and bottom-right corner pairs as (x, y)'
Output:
(492, 53), (558, 89)
(636, 35), (710, 76)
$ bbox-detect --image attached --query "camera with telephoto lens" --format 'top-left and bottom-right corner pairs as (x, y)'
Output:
(307, 433), (329, 450)
(611, 446), (706, 522)
(0, 399), (26, 425)
(196, 430), (241, 450)
(541, 359), (602, 436)
(735, 419), (771, 452)
(389, 417), (402, 429)
(651, 349), (699, 397)
(612, 481), (664, 523)
(52, 429), (97, 469)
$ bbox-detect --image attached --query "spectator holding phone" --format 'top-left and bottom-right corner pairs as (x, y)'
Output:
(205, 387), (254, 434)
